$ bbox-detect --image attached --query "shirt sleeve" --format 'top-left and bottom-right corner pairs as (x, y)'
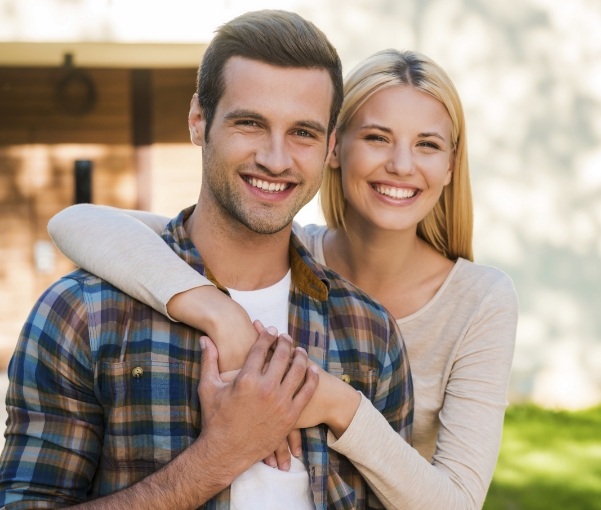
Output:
(328, 273), (518, 510)
(0, 278), (104, 508)
(48, 204), (214, 318)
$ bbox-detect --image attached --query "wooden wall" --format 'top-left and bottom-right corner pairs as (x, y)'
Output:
(0, 66), (198, 367)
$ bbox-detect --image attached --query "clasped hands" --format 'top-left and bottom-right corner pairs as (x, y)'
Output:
(196, 319), (336, 477)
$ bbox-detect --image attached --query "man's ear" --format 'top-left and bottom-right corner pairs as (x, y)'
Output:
(327, 134), (341, 169)
(188, 93), (206, 146)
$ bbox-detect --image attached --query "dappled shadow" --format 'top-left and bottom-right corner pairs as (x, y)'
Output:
(485, 405), (601, 509)
(485, 479), (601, 510)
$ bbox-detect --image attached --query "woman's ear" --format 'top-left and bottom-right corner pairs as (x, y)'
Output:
(188, 93), (206, 146)
(444, 151), (455, 186)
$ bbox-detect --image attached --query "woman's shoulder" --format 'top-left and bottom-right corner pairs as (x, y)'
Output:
(292, 222), (328, 261)
(453, 258), (518, 307)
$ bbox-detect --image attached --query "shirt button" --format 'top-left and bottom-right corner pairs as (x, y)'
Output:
(132, 366), (144, 378)
(341, 374), (351, 384)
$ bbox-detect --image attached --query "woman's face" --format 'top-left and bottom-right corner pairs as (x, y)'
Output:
(332, 85), (454, 233)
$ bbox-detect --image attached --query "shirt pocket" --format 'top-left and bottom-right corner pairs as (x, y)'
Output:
(96, 360), (196, 468)
(327, 366), (377, 401)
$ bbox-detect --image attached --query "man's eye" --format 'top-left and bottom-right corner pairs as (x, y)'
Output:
(237, 120), (259, 127)
(295, 129), (315, 138)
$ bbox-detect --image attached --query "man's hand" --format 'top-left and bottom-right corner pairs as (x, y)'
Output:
(196, 325), (319, 480)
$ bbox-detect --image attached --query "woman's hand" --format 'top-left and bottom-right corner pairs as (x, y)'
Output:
(262, 430), (302, 471)
(217, 324), (303, 472)
(197, 331), (319, 480)
(294, 367), (361, 438)
(167, 286), (257, 372)
(252, 320), (361, 439)
(263, 368), (362, 470)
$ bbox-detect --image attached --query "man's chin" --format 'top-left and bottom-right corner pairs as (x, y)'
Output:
(235, 211), (297, 236)
(242, 220), (293, 236)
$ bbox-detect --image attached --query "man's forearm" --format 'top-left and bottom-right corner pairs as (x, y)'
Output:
(71, 437), (243, 510)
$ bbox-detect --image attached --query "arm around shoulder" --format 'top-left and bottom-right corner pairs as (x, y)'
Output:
(48, 204), (213, 317)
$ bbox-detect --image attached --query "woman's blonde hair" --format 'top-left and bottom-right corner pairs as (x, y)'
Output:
(321, 49), (473, 261)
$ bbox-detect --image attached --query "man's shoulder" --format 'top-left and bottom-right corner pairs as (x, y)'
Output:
(38, 268), (143, 314)
(57, 268), (133, 296)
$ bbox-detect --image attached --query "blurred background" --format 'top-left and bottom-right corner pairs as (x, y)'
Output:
(0, 1), (600, 507)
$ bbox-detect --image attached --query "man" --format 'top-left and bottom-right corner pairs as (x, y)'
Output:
(0, 10), (412, 510)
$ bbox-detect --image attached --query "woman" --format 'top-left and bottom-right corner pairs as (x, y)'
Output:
(49, 49), (518, 509)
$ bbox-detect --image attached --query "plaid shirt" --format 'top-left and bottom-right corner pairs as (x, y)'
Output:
(0, 207), (413, 510)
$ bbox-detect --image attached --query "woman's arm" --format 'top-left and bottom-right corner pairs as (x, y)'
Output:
(327, 274), (518, 510)
(48, 204), (257, 371)
(48, 204), (205, 316)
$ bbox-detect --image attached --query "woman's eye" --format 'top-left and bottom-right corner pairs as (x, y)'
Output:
(365, 134), (387, 142)
(418, 141), (441, 150)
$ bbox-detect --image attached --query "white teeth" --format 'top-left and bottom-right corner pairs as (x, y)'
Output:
(373, 184), (417, 199)
(247, 178), (289, 192)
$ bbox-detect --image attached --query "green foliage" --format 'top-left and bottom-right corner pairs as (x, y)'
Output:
(484, 404), (601, 510)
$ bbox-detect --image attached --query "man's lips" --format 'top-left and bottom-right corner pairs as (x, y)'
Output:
(243, 176), (292, 193)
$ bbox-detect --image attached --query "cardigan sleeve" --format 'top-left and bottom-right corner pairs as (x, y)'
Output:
(48, 204), (213, 319)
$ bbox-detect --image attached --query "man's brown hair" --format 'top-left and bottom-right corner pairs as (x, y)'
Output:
(197, 10), (343, 139)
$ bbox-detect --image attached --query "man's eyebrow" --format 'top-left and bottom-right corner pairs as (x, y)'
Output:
(224, 110), (327, 135)
(224, 109), (267, 122)
(296, 120), (327, 136)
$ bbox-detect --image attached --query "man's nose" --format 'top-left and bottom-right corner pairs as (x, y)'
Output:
(255, 134), (293, 174)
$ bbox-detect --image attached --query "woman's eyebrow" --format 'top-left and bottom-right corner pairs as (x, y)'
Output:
(359, 123), (392, 133)
(419, 131), (447, 141)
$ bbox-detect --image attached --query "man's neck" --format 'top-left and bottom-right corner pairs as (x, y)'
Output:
(185, 201), (292, 291)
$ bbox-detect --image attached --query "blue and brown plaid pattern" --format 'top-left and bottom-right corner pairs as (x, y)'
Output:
(0, 206), (413, 509)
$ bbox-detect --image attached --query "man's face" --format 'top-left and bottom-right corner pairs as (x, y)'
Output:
(191, 57), (335, 234)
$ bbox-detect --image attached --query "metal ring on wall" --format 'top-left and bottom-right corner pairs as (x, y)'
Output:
(55, 68), (97, 115)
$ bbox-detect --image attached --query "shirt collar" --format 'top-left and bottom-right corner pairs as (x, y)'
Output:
(161, 206), (330, 301)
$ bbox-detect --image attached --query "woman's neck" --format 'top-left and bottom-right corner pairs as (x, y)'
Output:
(323, 217), (454, 319)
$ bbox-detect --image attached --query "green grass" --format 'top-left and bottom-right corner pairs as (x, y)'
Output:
(483, 404), (601, 510)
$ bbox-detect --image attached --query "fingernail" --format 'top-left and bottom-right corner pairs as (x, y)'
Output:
(199, 337), (206, 350)
(280, 461), (290, 471)
(281, 334), (293, 343)
(293, 448), (302, 457)
(267, 459), (277, 468)
(266, 326), (278, 335)
(310, 365), (319, 374)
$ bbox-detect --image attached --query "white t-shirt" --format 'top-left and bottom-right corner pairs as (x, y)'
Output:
(228, 270), (313, 510)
